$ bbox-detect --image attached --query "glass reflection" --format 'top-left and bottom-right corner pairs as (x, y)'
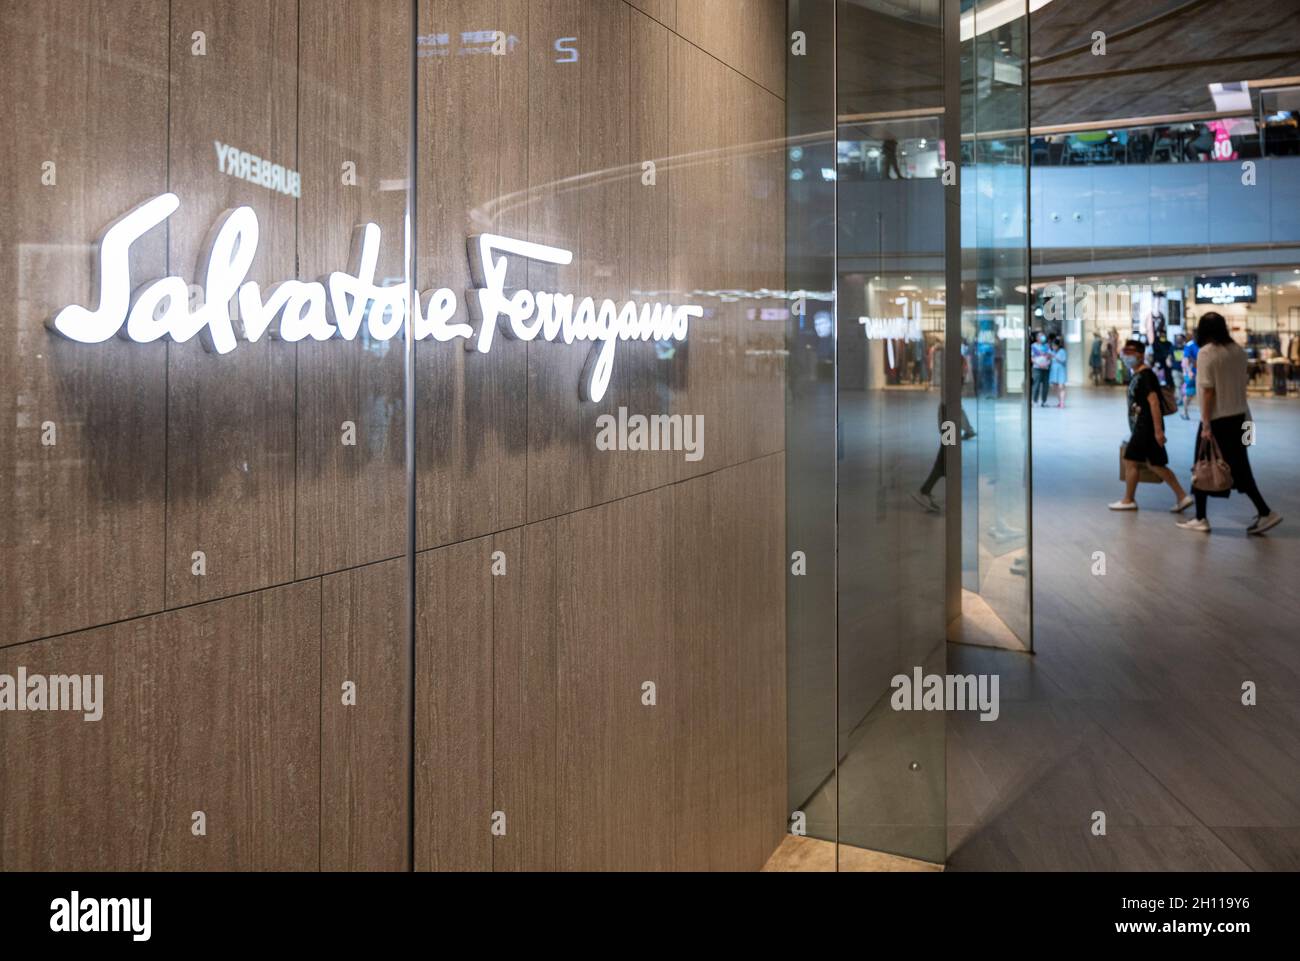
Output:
(959, 0), (1031, 650)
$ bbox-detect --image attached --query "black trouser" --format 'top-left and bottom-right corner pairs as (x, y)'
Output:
(1195, 485), (1269, 520)
(921, 446), (945, 496)
(1194, 414), (1271, 520)
(1031, 367), (1050, 404)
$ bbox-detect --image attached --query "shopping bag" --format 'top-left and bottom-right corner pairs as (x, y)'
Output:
(1120, 442), (1163, 484)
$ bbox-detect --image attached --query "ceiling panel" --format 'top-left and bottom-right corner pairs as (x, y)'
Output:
(1030, 0), (1300, 125)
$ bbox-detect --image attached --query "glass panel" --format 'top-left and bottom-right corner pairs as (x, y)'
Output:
(785, 0), (840, 860)
(960, 0), (1031, 650)
(828, 0), (949, 867)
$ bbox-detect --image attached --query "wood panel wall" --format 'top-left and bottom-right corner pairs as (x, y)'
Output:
(0, 0), (787, 872)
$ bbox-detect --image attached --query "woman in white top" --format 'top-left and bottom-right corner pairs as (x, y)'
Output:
(1177, 312), (1283, 535)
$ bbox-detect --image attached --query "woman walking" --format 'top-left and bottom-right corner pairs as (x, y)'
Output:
(1177, 313), (1283, 535)
(1110, 340), (1193, 513)
(1050, 335), (1069, 407)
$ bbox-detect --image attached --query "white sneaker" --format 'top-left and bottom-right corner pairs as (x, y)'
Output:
(1247, 513), (1283, 536)
(1171, 495), (1194, 513)
(1176, 517), (1211, 533)
(1108, 500), (1138, 511)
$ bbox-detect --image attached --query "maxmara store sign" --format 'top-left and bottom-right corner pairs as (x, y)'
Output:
(49, 193), (701, 402)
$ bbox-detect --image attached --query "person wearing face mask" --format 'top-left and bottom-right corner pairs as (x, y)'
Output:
(1030, 331), (1053, 407)
(1110, 340), (1193, 513)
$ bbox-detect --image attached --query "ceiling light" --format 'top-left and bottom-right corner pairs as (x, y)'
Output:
(1208, 82), (1252, 113)
(960, 0), (1057, 42)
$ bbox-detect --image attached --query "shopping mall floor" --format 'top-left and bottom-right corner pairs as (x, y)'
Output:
(947, 385), (1300, 870)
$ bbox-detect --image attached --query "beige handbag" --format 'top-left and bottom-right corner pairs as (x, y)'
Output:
(1192, 434), (1233, 492)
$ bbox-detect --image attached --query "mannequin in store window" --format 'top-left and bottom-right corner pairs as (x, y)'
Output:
(1102, 329), (1119, 383)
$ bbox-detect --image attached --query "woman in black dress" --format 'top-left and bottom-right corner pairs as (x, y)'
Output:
(1109, 340), (1193, 512)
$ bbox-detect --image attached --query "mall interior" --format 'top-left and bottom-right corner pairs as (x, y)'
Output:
(1, 0), (1297, 872)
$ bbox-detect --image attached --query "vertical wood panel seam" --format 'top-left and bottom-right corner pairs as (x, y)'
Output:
(292, 0), (302, 583)
(406, 0), (419, 874)
(832, 0), (840, 870)
(163, 0), (173, 606)
(490, 538), (497, 873)
(296, 0), (315, 870)
(312, 566), (317, 873)
(492, 7), (500, 873)
(550, 524), (558, 870)
(494, 0), (503, 540)
(523, 2), (531, 536)
(665, 9), (677, 871)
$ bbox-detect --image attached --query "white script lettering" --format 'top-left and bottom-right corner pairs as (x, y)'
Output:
(49, 194), (699, 403)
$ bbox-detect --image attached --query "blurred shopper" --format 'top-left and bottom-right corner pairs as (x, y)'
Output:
(1178, 313), (1283, 535)
(1152, 324), (1176, 388)
(1090, 333), (1103, 385)
(1186, 124), (1216, 161)
(1031, 331), (1052, 407)
(1110, 340), (1193, 513)
(1050, 335), (1069, 407)
(882, 137), (904, 180)
(1181, 334), (1199, 420)
(911, 401), (975, 514)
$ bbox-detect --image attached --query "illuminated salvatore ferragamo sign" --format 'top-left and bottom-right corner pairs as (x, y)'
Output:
(49, 193), (701, 402)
